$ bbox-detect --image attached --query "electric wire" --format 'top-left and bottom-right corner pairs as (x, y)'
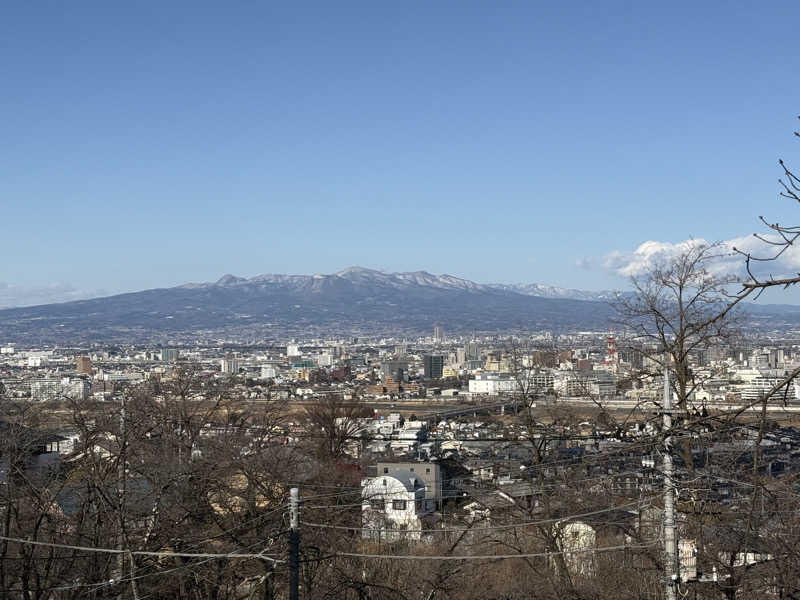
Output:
(300, 500), (648, 534)
(0, 534), (283, 562)
(328, 540), (659, 562)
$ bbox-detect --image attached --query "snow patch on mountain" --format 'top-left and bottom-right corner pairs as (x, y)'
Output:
(196, 267), (622, 300)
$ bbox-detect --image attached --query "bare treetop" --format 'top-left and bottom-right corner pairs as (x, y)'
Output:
(734, 116), (800, 298)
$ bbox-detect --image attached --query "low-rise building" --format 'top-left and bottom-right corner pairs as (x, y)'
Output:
(468, 373), (517, 394)
(362, 469), (433, 541)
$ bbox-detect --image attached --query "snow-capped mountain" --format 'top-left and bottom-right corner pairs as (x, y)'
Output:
(191, 267), (489, 293)
(3, 267), (789, 343)
(199, 267), (616, 300)
(0, 267), (618, 342)
(487, 282), (623, 301)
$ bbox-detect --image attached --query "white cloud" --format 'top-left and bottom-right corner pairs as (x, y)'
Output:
(0, 282), (110, 309)
(574, 257), (594, 270)
(601, 234), (800, 281)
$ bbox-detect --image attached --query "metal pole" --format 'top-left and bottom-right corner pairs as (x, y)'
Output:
(116, 396), (126, 600)
(289, 488), (300, 600)
(663, 366), (677, 600)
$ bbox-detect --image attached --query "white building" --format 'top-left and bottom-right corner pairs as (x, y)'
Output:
(526, 370), (555, 393)
(102, 372), (145, 383)
(468, 373), (518, 394)
(30, 378), (90, 402)
(63, 378), (91, 400)
(741, 374), (797, 403)
(362, 470), (433, 541)
(261, 365), (279, 379)
(220, 358), (240, 374)
(555, 371), (616, 397)
(30, 379), (61, 401)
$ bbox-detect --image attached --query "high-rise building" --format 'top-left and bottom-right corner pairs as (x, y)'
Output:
(464, 342), (480, 361)
(382, 360), (409, 383)
(423, 355), (444, 379)
(433, 326), (444, 342)
(160, 348), (179, 362)
(76, 356), (93, 375)
(220, 357), (240, 374)
(455, 348), (466, 366)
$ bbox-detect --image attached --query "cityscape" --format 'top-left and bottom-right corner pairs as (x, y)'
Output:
(3, 3), (800, 600)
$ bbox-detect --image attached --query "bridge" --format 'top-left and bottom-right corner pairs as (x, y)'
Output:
(420, 398), (522, 423)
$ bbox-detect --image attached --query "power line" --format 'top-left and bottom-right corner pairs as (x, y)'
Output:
(0, 535), (283, 563)
(0, 531), (286, 598)
(177, 502), (289, 551)
(329, 541), (658, 561)
(131, 531), (286, 600)
(300, 500), (648, 534)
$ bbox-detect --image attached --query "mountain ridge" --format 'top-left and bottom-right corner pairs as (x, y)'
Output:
(179, 267), (620, 301)
(0, 267), (796, 343)
(0, 267), (616, 343)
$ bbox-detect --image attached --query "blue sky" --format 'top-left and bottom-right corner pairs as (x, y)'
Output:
(2, 1), (800, 306)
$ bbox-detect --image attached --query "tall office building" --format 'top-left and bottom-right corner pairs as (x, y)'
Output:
(160, 348), (179, 362)
(455, 348), (466, 366)
(76, 356), (93, 375)
(423, 354), (444, 379)
(433, 326), (444, 342)
(464, 342), (480, 361)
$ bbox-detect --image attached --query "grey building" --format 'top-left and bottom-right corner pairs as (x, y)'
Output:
(381, 360), (409, 383)
(160, 348), (179, 362)
(464, 342), (481, 361)
(423, 355), (444, 379)
(376, 461), (442, 510)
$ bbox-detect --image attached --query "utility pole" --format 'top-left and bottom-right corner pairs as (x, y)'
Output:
(289, 487), (300, 600)
(663, 366), (677, 600)
(117, 395), (126, 600)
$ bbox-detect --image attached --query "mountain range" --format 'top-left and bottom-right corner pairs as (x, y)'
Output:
(184, 267), (623, 301)
(0, 267), (797, 343)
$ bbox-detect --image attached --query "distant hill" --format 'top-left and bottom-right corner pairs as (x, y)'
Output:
(0, 267), (796, 343)
(0, 268), (616, 343)
(487, 282), (623, 301)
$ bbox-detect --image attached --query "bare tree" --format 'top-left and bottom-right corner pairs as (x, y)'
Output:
(616, 242), (741, 422)
(303, 394), (371, 462)
(734, 115), (800, 297)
